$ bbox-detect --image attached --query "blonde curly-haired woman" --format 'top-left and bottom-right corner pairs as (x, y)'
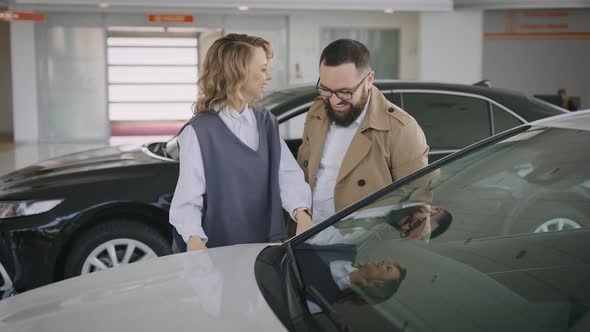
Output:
(170, 34), (312, 252)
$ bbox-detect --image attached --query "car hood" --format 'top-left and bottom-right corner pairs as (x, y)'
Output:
(0, 243), (286, 332)
(0, 145), (167, 195)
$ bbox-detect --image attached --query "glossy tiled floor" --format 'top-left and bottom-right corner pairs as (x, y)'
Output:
(0, 135), (172, 176)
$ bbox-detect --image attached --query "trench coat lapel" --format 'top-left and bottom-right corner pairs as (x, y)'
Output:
(336, 128), (372, 183)
(306, 107), (330, 190)
(336, 88), (390, 183)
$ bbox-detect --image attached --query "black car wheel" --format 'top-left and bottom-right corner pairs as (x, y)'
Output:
(64, 220), (172, 279)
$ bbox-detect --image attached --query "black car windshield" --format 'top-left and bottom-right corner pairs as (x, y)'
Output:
(291, 124), (590, 332)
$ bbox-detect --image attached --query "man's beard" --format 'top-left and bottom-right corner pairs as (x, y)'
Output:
(324, 88), (369, 127)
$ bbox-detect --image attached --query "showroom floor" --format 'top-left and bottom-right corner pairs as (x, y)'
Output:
(0, 135), (172, 176)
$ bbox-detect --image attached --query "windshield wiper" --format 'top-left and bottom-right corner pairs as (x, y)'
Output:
(285, 242), (351, 332)
(286, 242), (305, 292)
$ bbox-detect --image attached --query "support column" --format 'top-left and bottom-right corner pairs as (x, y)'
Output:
(10, 21), (39, 143)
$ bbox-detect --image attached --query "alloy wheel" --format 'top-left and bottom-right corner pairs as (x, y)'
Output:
(534, 218), (582, 233)
(81, 238), (157, 275)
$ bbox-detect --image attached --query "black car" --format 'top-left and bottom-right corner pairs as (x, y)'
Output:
(0, 81), (567, 296)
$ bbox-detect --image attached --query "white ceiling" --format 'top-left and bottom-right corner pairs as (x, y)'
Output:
(6, 0), (589, 11)
(8, 0), (454, 11)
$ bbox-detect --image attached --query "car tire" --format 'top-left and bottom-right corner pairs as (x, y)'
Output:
(64, 220), (172, 279)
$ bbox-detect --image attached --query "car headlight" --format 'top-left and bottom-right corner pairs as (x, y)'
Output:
(0, 200), (63, 219)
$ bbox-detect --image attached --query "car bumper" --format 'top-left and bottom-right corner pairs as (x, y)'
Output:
(0, 217), (63, 294)
(0, 242), (17, 299)
(0, 258), (13, 292)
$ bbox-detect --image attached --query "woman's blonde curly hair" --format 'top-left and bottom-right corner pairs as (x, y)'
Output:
(193, 33), (273, 114)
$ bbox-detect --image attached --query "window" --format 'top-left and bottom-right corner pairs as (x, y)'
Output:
(385, 92), (402, 107)
(321, 28), (400, 79)
(278, 109), (309, 158)
(107, 33), (198, 122)
(402, 93), (491, 150)
(258, 89), (315, 156)
(492, 104), (522, 134)
(279, 111), (307, 140)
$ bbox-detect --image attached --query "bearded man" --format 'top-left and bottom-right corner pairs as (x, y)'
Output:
(297, 39), (430, 225)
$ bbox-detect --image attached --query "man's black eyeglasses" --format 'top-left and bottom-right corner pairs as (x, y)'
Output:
(316, 71), (371, 101)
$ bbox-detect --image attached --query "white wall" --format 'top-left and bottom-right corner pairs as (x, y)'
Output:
(288, 11), (420, 84)
(10, 22), (39, 143)
(225, 15), (289, 90)
(36, 25), (109, 143)
(6, 9), (422, 143)
(418, 10), (484, 84)
(0, 23), (13, 136)
(483, 9), (590, 109)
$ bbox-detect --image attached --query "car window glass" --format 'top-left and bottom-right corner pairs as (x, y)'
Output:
(294, 126), (590, 332)
(385, 92), (402, 107)
(279, 110), (308, 140)
(258, 89), (316, 117)
(402, 93), (491, 149)
(493, 104), (522, 134)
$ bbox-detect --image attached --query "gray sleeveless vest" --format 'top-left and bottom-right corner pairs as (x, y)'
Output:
(172, 108), (285, 251)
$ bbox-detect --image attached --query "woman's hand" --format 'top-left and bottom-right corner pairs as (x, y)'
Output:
(187, 236), (207, 251)
(295, 208), (313, 235)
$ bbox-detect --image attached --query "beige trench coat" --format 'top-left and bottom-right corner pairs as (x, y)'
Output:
(297, 87), (430, 212)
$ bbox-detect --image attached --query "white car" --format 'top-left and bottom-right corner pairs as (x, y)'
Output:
(1, 111), (589, 332)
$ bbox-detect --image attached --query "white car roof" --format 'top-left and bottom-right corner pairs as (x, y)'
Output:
(531, 109), (590, 131)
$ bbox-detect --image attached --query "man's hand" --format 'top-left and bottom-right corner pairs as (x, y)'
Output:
(187, 236), (207, 251)
(295, 208), (313, 235)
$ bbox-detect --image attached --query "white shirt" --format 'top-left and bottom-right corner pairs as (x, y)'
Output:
(312, 95), (371, 224)
(330, 260), (355, 290)
(170, 105), (312, 243)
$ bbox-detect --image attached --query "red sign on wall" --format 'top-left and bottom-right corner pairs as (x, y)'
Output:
(148, 14), (194, 24)
(0, 10), (45, 22)
(485, 10), (590, 40)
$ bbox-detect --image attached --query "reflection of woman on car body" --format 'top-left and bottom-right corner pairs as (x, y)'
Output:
(169, 34), (312, 252)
